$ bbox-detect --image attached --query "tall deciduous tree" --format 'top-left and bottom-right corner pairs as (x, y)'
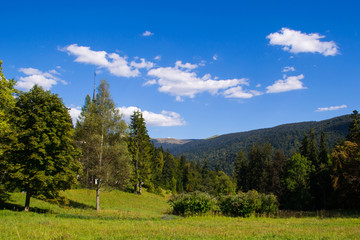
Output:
(75, 80), (132, 211)
(128, 110), (152, 194)
(0, 60), (18, 201)
(10, 85), (81, 211)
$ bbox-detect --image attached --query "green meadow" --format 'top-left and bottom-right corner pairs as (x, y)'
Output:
(1, 189), (360, 240)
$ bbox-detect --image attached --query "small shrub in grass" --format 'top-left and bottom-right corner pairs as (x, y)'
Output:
(168, 191), (218, 216)
(218, 190), (279, 217)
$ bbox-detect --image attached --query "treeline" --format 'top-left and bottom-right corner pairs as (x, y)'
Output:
(234, 112), (360, 210)
(163, 115), (352, 174)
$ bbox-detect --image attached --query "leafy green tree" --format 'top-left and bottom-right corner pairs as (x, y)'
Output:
(282, 153), (312, 210)
(9, 85), (81, 211)
(0, 60), (18, 201)
(331, 141), (360, 208)
(128, 110), (152, 194)
(75, 80), (132, 210)
(213, 171), (236, 195)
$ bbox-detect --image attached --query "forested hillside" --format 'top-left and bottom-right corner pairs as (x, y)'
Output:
(153, 115), (352, 174)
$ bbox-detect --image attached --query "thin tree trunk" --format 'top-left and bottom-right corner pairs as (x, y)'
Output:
(134, 183), (138, 194)
(139, 182), (144, 195)
(96, 182), (100, 211)
(96, 127), (104, 211)
(24, 186), (31, 212)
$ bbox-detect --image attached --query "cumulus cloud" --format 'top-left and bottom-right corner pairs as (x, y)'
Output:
(316, 104), (347, 112)
(68, 107), (82, 125)
(223, 86), (262, 99)
(282, 66), (295, 72)
(62, 44), (154, 77)
(130, 58), (154, 69)
(266, 74), (306, 93)
(17, 67), (66, 91)
(213, 54), (218, 61)
(147, 61), (249, 100)
(118, 106), (186, 127)
(267, 28), (339, 56)
(142, 30), (154, 37)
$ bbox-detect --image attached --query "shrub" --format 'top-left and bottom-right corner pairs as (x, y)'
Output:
(168, 191), (218, 216)
(218, 190), (279, 217)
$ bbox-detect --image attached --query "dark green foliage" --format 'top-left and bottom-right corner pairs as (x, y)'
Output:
(153, 115), (352, 175)
(331, 141), (360, 209)
(168, 191), (218, 216)
(282, 153), (312, 210)
(347, 110), (360, 144)
(218, 190), (279, 217)
(128, 110), (152, 194)
(235, 150), (248, 192)
(9, 85), (81, 211)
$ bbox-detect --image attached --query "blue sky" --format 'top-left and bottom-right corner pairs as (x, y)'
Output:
(1, 0), (359, 139)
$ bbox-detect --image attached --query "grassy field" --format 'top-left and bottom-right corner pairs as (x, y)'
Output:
(1, 189), (360, 239)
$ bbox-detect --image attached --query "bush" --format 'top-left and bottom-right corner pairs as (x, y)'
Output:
(218, 190), (278, 217)
(168, 191), (218, 216)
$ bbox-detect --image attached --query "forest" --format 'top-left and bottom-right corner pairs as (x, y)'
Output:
(1, 59), (360, 213)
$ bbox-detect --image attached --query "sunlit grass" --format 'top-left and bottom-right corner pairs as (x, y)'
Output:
(1, 189), (360, 239)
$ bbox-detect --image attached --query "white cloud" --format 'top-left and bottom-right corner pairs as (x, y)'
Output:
(118, 106), (186, 127)
(223, 86), (262, 99)
(142, 30), (154, 37)
(68, 107), (82, 125)
(130, 58), (154, 69)
(154, 55), (161, 61)
(63, 44), (154, 78)
(316, 104), (347, 112)
(17, 67), (66, 91)
(267, 28), (339, 56)
(175, 61), (198, 70)
(282, 66), (295, 72)
(147, 62), (249, 100)
(213, 54), (218, 61)
(266, 74), (306, 93)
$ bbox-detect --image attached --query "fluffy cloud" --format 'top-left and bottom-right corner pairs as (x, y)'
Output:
(68, 107), (82, 125)
(63, 44), (154, 77)
(223, 86), (262, 99)
(282, 66), (295, 72)
(154, 55), (161, 61)
(17, 67), (66, 90)
(142, 30), (154, 37)
(147, 61), (249, 100)
(267, 28), (339, 56)
(266, 74), (306, 93)
(316, 104), (347, 112)
(118, 106), (186, 127)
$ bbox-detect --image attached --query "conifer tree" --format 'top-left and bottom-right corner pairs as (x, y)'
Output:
(347, 110), (360, 144)
(128, 110), (152, 194)
(10, 85), (81, 211)
(235, 150), (248, 192)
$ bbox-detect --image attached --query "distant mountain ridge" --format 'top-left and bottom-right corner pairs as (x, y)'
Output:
(152, 114), (352, 174)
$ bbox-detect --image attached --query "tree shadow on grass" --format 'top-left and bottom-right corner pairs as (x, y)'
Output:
(0, 201), (51, 214)
(63, 199), (96, 210)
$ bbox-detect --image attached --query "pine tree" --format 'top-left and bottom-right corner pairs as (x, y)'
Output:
(75, 80), (132, 211)
(10, 85), (81, 211)
(347, 110), (360, 144)
(128, 110), (152, 194)
(317, 131), (332, 209)
(235, 150), (248, 192)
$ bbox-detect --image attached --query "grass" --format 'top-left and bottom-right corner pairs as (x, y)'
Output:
(1, 189), (360, 239)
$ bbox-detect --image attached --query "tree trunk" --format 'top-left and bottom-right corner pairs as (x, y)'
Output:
(24, 187), (31, 212)
(134, 183), (139, 194)
(139, 182), (144, 195)
(96, 182), (100, 211)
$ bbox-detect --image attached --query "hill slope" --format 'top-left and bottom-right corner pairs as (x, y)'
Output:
(153, 114), (352, 174)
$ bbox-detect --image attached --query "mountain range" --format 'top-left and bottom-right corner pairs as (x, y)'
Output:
(152, 114), (352, 174)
